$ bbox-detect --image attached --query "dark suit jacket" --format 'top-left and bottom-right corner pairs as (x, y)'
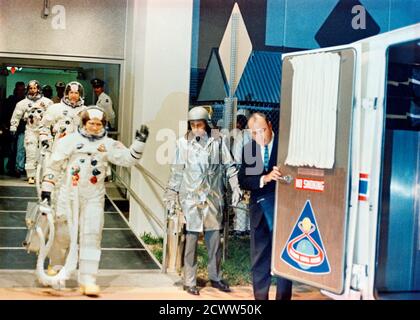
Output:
(238, 135), (278, 229)
(238, 135), (292, 300)
(238, 135), (278, 203)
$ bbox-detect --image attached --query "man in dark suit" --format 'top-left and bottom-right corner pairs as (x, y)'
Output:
(238, 112), (292, 300)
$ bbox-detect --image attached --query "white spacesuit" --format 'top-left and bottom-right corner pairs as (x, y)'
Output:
(39, 81), (86, 151)
(37, 82), (86, 279)
(24, 104), (51, 183)
(9, 80), (53, 183)
(41, 106), (149, 296)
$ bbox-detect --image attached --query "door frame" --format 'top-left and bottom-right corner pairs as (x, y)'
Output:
(0, 51), (125, 135)
(373, 37), (420, 298)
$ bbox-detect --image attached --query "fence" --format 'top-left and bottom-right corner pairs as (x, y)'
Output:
(210, 103), (280, 134)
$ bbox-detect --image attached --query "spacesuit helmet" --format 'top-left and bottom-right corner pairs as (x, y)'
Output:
(80, 106), (108, 137)
(26, 80), (41, 98)
(80, 106), (107, 127)
(64, 81), (85, 100)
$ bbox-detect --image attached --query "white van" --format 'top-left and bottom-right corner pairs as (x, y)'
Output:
(272, 23), (420, 300)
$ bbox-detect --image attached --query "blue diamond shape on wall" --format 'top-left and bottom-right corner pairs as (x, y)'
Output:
(315, 0), (380, 47)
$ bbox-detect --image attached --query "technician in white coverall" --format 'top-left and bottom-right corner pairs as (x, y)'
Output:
(9, 80), (53, 183)
(40, 106), (149, 296)
(39, 81), (86, 151)
(231, 109), (251, 236)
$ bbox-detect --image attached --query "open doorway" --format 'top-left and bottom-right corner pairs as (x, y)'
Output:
(375, 39), (420, 300)
(0, 56), (121, 130)
(0, 55), (122, 178)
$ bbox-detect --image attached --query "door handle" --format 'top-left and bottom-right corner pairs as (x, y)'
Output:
(279, 175), (293, 185)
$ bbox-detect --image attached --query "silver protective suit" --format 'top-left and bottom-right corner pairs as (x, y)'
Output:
(41, 130), (145, 286)
(165, 133), (240, 232)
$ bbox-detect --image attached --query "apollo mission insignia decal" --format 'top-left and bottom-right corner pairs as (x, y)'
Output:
(280, 200), (331, 274)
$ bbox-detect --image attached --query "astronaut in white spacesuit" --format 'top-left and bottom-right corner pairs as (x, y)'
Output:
(40, 106), (149, 296)
(9, 80), (53, 183)
(39, 81), (86, 151)
(38, 81), (86, 277)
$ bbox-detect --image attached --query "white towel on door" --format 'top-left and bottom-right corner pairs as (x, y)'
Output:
(285, 52), (341, 169)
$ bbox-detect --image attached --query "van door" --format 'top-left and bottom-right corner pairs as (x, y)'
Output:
(272, 45), (361, 294)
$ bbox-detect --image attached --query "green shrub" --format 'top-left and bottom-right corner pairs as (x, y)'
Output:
(141, 232), (164, 263)
(141, 232), (252, 286)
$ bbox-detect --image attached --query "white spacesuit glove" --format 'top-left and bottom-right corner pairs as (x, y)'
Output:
(41, 191), (52, 206)
(130, 125), (149, 158)
(39, 134), (51, 149)
(229, 175), (242, 206)
(136, 125), (149, 143)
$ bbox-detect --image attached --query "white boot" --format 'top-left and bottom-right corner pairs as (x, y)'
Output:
(79, 284), (100, 297)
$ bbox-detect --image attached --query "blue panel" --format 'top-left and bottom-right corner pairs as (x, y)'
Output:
(236, 51), (282, 103)
(266, 0), (286, 47)
(315, 0), (381, 47)
(380, 130), (418, 291)
(284, 0), (338, 49)
(361, 0), (391, 32)
(251, 0), (417, 50)
(359, 180), (368, 194)
(389, 0), (420, 30)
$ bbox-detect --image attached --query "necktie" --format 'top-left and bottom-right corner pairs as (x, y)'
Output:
(264, 145), (269, 171)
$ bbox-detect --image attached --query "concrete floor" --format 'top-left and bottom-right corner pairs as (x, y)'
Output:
(0, 287), (329, 300)
(0, 175), (329, 300)
(0, 273), (329, 300)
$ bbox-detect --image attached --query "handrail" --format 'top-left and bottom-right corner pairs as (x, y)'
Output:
(113, 164), (250, 272)
(120, 164), (166, 191)
(105, 193), (163, 270)
(111, 167), (164, 230)
(135, 164), (166, 190)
